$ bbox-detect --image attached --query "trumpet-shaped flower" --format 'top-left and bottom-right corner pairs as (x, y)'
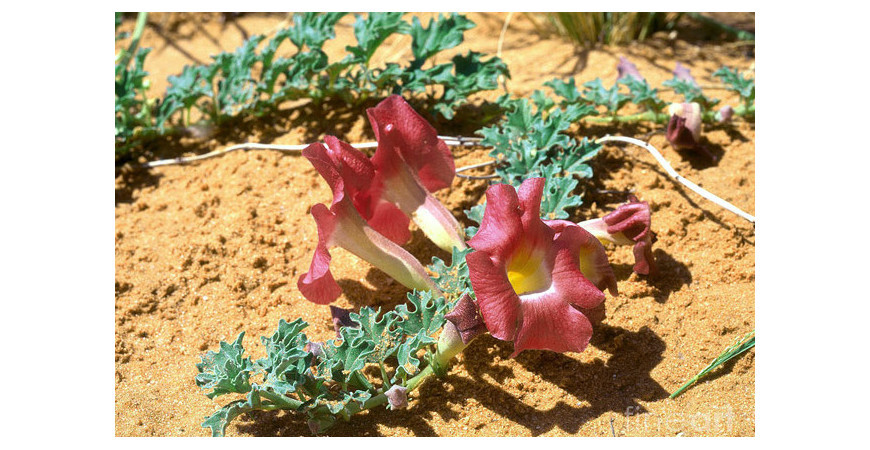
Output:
(323, 135), (412, 245)
(297, 139), (440, 304)
(367, 95), (466, 252)
(550, 196), (657, 276)
(465, 178), (616, 357)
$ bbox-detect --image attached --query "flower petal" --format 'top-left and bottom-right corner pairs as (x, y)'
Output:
(366, 96), (465, 251)
(518, 178), (556, 256)
(302, 143), (348, 207)
(329, 305), (357, 336)
(632, 237), (657, 276)
(466, 250), (520, 341)
(367, 95), (455, 193)
(467, 184), (523, 263)
(603, 197), (657, 276)
(512, 291), (594, 357)
(297, 191), (440, 305)
(297, 204), (343, 304)
(364, 195), (412, 245)
(553, 224), (617, 299)
(316, 136), (412, 245)
(467, 179), (613, 357)
(378, 164), (465, 251)
(603, 197), (651, 242)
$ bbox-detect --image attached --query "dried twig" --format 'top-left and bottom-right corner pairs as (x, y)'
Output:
(497, 12), (514, 58)
(456, 173), (500, 180)
(596, 135), (756, 223)
(142, 133), (755, 225)
(455, 160), (497, 173)
(142, 135), (483, 169)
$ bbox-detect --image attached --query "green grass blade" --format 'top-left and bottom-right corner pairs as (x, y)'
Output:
(670, 330), (755, 399)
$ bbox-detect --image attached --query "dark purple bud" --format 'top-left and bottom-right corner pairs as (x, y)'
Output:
(673, 62), (698, 86)
(716, 105), (734, 123)
(329, 305), (356, 336)
(617, 56), (643, 81)
(384, 385), (409, 409)
(444, 294), (488, 345)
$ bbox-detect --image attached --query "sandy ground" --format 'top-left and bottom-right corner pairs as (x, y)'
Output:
(115, 12), (755, 436)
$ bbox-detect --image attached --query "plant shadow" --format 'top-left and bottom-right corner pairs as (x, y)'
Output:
(232, 323), (668, 437)
(608, 249), (692, 304)
(454, 324), (668, 436)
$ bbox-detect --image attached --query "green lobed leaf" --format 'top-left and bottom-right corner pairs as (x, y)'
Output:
(256, 319), (311, 394)
(287, 12), (347, 51)
(619, 77), (667, 112)
(409, 13), (475, 69)
(346, 12), (410, 64)
(531, 89), (555, 112)
(195, 332), (255, 399)
(545, 77), (583, 104)
(201, 399), (252, 437)
(432, 51), (509, 118)
(428, 248), (474, 300)
(554, 136), (600, 179)
(582, 78), (630, 113)
(211, 35), (266, 116)
(351, 308), (403, 364)
(662, 77), (720, 108)
(537, 165), (583, 220)
(319, 326), (375, 382)
(395, 290), (453, 339)
(713, 66), (754, 105)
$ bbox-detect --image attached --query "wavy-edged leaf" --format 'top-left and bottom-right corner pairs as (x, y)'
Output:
(195, 332), (254, 399)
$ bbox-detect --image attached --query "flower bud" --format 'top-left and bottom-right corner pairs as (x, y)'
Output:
(444, 294), (488, 345)
(384, 385), (409, 410)
(329, 305), (356, 336)
(305, 341), (325, 360)
(673, 62), (698, 86)
(666, 102), (702, 150)
(616, 56), (643, 81)
(716, 105), (734, 123)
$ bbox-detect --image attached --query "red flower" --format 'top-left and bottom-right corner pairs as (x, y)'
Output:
(551, 196), (657, 276)
(297, 139), (440, 304)
(466, 178), (616, 356)
(367, 95), (466, 252)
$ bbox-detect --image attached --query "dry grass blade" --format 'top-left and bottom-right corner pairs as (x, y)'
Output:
(533, 12), (682, 46)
